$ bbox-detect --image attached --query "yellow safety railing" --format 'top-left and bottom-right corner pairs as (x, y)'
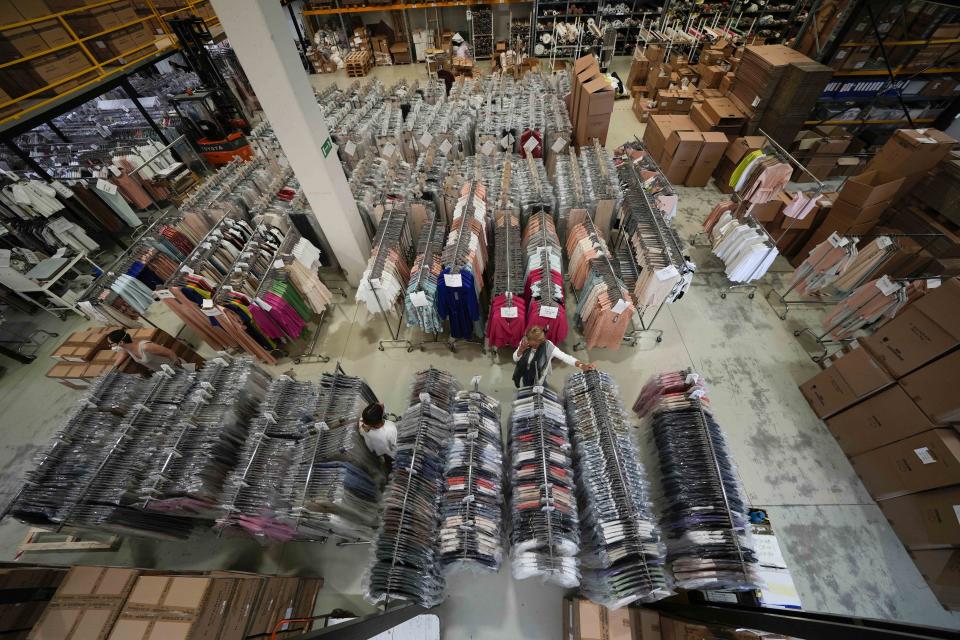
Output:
(0, 0), (220, 126)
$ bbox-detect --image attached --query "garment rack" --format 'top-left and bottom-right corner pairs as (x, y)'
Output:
(409, 210), (448, 353)
(447, 181), (486, 354)
(370, 205), (413, 352)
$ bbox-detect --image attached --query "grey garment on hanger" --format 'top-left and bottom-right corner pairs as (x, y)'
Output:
(94, 186), (142, 228)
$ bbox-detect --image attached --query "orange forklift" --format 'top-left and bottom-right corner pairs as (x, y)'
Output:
(168, 17), (253, 165)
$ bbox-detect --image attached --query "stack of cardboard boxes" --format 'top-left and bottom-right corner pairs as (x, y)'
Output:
(570, 55), (614, 147)
(0, 565), (67, 640)
(800, 278), (960, 610)
(27, 565), (321, 640)
(865, 128), (958, 203)
(47, 327), (205, 389)
(641, 114), (729, 187)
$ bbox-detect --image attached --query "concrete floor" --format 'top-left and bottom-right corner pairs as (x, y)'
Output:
(0, 55), (957, 638)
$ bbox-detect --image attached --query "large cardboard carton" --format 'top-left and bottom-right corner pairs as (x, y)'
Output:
(851, 428), (960, 500)
(724, 135), (767, 164)
(900, 350), (960, 424)
(909, 549), (960, 610)
(879, 486), (960, 549)
(799, 345), (894, 418)
(29, 566), (140, 640)
(561, 597), (632, 640)
(641, 114), (696, 165)
(107, 575), (236, 640)
(866, 129), (957, 199)
(570, 55), (600, 128)
(661, 130), (702, 184)
(836, 170), (905, 208)
(685, 131), (728, 187)
(825, 385), (937, 457)
(576, 75), (614, 146)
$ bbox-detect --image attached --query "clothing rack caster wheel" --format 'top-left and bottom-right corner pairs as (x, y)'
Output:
(748, 293), (755, 299)
(656, 336), (663, 343)
(407, 346), (415, 352)
(719, 292), (727, 300)
(793, 330), (802, 337)
(572, 342), (586, 352)
(378, 344), (385, 351)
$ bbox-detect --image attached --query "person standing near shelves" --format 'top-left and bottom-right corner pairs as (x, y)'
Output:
(512, 326), (594, 388)
(359, 402), (398, 470)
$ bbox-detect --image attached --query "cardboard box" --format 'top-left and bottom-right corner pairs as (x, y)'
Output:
(825, 385), (937, 457)
(879, 485), (960, 549)
(108, 575), (235, 640)
(642, 114), (697, 164)
(661, 130), (702, 184)
(867, 129), (958, 196)
(900, 350), (960, 424)
(862, 301), (960, 380)
(11, 0), (51, 20)
(561, 597), (632, 640)
(701, 97), (746, 127)
(909, 549), (960, 609)
(685, 131), (728, 187)
(837, 170), (905, 208)
(29, 566), (140, 640)
(750, 196), (785, 223)
(828, 197), (892, 230)
(246, 577), (300, 638)
(799, 345), (894, 418)
(570, 55), (600, 129)
(576, 75), (614, 145)
(724, 135), (767, 164)
(851, 428), (960, 500)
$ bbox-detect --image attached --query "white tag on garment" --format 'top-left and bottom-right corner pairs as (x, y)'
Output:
(19, 249), (39, 264)
(419, 392), (430, 403)
(419, 132), (433, 148)
(382, 143), (395, 158)
(202, 302), (221, 317)
(876, 236), (893, 249)
(54, 247), (66, 258)
(539, 305), (559, 319)
(410, 290), (429, 307)
(915, 447), (936, 465)
(876, 275), (899, 296)
(500, 305), (518, 318)
(827, 232), (843, 248)
(370, 277), (381, 288)
(344, 141), (357, 156)
(551, 138), (566, 153)
(471, 375), (481, 387)
(752, 96), (761, 107)
(532, 385), (544, 394)
(50, 181), (74, 198)
(500, 134), (511, 148)
(928, 278), (942, 289)
(181, 266), (193, 274)
(155, 289), (175, 299)
(655, 265), (679, 281)
(273, 259), (285, 269)
(96, 178), (118, 195)
(255, 297), (273, 311)
(523, 137), (540, 154)
(480, 141), (495, 156)
(612, 298), (629, 314)
(439, 139), (453, 154)
(444, 273), (463, 287)
(108, 165), (121, 176)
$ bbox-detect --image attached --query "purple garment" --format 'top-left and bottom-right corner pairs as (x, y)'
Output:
(249, 303), (287, 340)
(263, 292), (307, 338)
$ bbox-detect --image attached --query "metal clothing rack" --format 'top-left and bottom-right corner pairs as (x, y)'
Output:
(446, 181), (486, 354)
(766, 232), (945, 320)
(369, 205), (413, 352)
(409, 210), (448, 353)
(794, 275), (937, 363)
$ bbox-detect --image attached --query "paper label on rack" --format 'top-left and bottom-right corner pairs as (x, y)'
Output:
(915, 447), (937, 465)
(500, 305), (518, 318)
(480, 140), (495, 156)
(876, 236), (893, 249)
(928, 278), (942, 289)
(752, 96), (761, 107)
(500, 134), (511, 149)
(108, 164), (121, 176)
(826, 232), (848, 248)
(655, 265), (679, 281)
(551, 138), (567, 153)
(254, 297), (272, 311)
(439, 139), (453, 154)
(381, 143), (396, 158)
(344, 141), (357, 156)
(689, 388), (707, 399)
(54, 247), (66, 258)
(202, 304), (221, 317)
(444, 273), (463, 287)
(523, 137), (540, 154)
(610, 298), (628, 315)
(470, 375), (481, 387)
(155, 289), (175, 299)
(95, 179), (117, 195)
(181, 265), (194, 274)
(875, 275), (899, 296)
(273, 259), (285, 269)
(19, 249), (38, 264)
(419, 132), (433, 148)
(419, 392), (430, 403)
(50, 181), (74, 198)
(532, 385), (544, 394)
(369, 277), (381, 288)
(410, 290), (429, 307)
(539, 305), (559, 318)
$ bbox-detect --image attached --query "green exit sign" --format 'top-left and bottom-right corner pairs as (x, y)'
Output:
(321, 137), (333, 158)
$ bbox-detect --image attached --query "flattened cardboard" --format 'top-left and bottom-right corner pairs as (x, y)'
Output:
(825, 385), (937, 456)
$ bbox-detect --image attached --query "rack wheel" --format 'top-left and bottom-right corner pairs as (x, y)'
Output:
(320, 356), (330, 363)
(294, 358), (302, 365)
(812, 355), (823, 363)
(407, 346), (414, 352)
(450, 346), (457, 353)
(793, 330), (802, 337)
(719, 292), (727, 299)
(656, 336), (663, 343)
(748, 293), (755, 299)
(378, 345), (384, 351)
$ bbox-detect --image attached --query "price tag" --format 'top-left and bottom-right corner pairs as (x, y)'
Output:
(419, 132), (434, 147)
(108, 164), (122, 176)
(50, 181), (74, 198)
(155, 289), (175, 299)
(344, 140), (357, 156)
(201, 300), (221, 316)
(875, 275), (900, 296)
(54, 247), (66, 258)
(370, 277), (382, 288)
(826, 232), (847, 248)
(419, 392), (430, 403)
(273, 259), (285, 269)
(444, 272), (463, 287)
(382, 142), (396, 158)
(95, 178), (118, 195)
(439, 139), (453, 154)
(500, 305), (518, 318)
(876, 236), (893, 249)
(927, 278), (942, 289)
(752, 96), (761, 107)
(500, 134), (511, 149)
(19, 249), (39, 264)
(480, 140), (495, 156)
(655, 265), (680, 281)
(539, 305), (559, 319)
(470, 375), (481, 387)
(181, 265), (194, 274)
(254, 297), (273, 312)
(410, 290), (429, 307)
(915, 447), (937, 465)
(532, 385), (544, 394)
(612, 298), (629, 314)
(523, 137), (540, 154)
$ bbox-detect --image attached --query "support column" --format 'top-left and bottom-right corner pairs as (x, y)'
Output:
(209, 0), (370, 285)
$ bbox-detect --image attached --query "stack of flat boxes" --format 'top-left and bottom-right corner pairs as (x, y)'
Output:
(800, 278), (960, 611)
(27, 565), (321, 640)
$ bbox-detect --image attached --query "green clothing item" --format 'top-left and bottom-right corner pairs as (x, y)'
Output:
(729, 149), (765, 188)
(268, 280), (313, 320)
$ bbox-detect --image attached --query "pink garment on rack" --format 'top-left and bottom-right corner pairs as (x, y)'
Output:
(523, 268), (563, 302)
(742, 162), (792, 204)
(525, 299), (569, 344)
(262, 292), (307, 338)
(782, 191), (819, 219)
(249, 303), (287, 340)
(486, 293), (528, 348)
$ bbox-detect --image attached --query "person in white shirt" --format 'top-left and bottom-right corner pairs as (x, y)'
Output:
(359, 402), (398, 468)
(512, 326), (594, 388)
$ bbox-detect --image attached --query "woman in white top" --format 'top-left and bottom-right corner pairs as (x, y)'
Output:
(512, 326), (594, 388)
(359, 402), (398, 468)
(108, 329), (180, 372)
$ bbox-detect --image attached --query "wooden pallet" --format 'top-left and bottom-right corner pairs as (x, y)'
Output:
(17, 528), (120, 553)
(345, 51), (374, 78)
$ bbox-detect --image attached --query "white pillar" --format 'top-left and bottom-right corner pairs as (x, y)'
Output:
(209, 0), (369, 285)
